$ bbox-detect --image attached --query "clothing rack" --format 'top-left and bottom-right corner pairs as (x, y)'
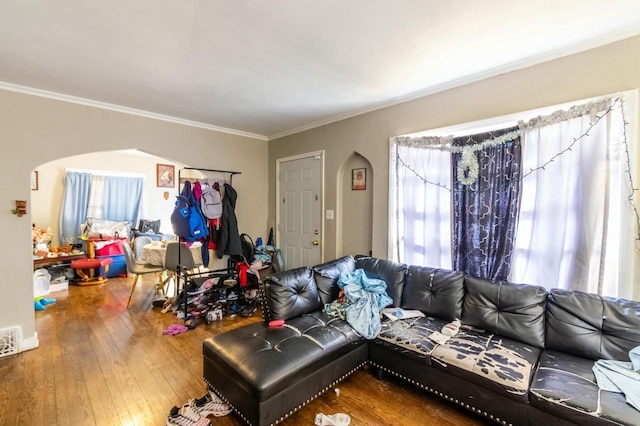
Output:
(178, 167), (241, 186)
(176, 167), (241, 323)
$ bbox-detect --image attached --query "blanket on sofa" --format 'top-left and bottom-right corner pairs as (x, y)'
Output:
(593, 345), (640, 410)
(328, 269), (392, 339)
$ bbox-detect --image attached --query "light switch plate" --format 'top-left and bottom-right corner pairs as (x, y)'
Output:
(326, 209), (334, 220)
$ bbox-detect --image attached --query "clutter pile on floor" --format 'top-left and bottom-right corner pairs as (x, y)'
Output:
(167, 389), (232, 426)
(156, 270), (259, 333)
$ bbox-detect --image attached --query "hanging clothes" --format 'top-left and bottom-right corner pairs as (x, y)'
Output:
(216, 183), (242, 259)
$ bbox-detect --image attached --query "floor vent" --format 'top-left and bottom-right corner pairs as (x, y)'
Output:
(0, 326), (21, 358)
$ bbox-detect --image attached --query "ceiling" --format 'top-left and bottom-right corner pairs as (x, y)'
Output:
(1, 1), (639, 140)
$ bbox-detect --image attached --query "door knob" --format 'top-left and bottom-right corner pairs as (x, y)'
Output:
(312, 240), (319, 246)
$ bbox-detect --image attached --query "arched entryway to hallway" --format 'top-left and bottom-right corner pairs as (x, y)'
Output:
(337, 152), (373, 258)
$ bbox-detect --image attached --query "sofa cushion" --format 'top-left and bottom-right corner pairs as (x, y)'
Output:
(374, 316), (448, 364)
(263, 266), (322, 321)
(402, 266), (465, 321)
(312, 255), (356, 305)
(462, 276), (547, 348)
(545, 289), (640, 361)
(430, 329), (541, 403)
(530, 350), (639, 425)
(355, 257), (406, 306)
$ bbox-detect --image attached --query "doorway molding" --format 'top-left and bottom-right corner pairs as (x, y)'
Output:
(275, 150), (325, 264)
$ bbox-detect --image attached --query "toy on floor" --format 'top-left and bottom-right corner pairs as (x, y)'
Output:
(34, 297), (56, 311)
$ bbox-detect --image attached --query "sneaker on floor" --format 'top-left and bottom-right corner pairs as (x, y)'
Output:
(193, 390), (233, 417)
(239, 304), (257, 317)
(167, 404), (211, 426)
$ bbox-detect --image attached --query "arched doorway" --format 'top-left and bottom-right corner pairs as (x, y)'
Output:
(337, 152), (373, 258)
(31, 149), (183, 246)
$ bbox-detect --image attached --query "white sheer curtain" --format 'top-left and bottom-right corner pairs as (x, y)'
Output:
(511, 94), (638, 300)
(390, 137), (452, 268)
(86, 174), (104, 219)
(390, 91), (639, 300)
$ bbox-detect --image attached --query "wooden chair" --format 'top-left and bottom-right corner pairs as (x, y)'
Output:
(122, 242), (165, 308)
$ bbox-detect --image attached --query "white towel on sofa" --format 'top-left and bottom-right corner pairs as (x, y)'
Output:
(593, 345), (640, 411)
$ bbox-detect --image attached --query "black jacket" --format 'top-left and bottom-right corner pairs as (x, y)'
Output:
(216, 183), (242, 258)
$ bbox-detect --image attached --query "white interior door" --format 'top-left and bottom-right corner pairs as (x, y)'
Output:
(278, 154), (322, 270)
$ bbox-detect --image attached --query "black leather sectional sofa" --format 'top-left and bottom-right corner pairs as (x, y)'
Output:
(202, 255), (640, 426)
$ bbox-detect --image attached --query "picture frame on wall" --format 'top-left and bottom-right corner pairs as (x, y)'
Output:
(156, 164), (175, 188)
(352, 168), (366, 190)
(31, 171), (38, 191)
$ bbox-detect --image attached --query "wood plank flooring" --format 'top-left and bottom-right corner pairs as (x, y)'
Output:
(0, 274), (492, 425)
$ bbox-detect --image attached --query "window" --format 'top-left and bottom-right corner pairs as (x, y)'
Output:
(390, 91), (639, 300)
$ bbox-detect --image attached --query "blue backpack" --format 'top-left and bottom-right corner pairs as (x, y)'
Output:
(171, 181), (209, 242)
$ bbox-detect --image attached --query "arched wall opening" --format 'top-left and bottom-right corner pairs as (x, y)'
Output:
(1, 87), (269, 353)
(336, 152), (373, 258)
(31, 149), (185, 246)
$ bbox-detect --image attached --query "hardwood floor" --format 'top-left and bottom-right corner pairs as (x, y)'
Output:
(0, 274), (492, 425)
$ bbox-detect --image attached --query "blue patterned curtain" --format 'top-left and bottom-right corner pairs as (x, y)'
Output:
(452, 126), (522, 280)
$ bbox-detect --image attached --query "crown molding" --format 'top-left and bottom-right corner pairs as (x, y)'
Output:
(0, 81), (268, 141)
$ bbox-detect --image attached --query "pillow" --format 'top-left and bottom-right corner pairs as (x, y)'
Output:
(263, 266), (322, 321)
(312, 255), (356, 305)
(138, 219), (161, 234)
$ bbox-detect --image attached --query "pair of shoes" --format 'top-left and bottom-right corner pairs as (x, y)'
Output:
(34, 300), (46, 311)
(161, 297), (176, 313)
(167, 403), (210, 426)
(192, 390), (232, 417)
(184, 315), (197, 330)
(314, 412), (351, 426)
(205, 306), (224, 323)
(153, 296), (168, 308)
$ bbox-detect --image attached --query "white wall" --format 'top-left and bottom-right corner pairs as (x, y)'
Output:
(0, 90), (268, 351)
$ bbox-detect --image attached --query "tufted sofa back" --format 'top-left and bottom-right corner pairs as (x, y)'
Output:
(312, 255), (356, 305)
(461, 276), (548, 348)
(355, 257), (407, 307)
(262, 266), (323, 322)
(262, 257), (640, 361)
(545, 289), (640, 361)
(401, 266), (465, 321)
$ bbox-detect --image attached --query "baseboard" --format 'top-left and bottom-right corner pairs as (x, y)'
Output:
(20, 331), (39, 352)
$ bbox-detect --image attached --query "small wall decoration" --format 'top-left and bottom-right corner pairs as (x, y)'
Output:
(31, 171), (38, 191)
(12, 200), (27, 217)
(352, 168), (366, 190)
(157, 164), (175, 188)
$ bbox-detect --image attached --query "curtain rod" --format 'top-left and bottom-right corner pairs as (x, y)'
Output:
(179, 167), (241, 175)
